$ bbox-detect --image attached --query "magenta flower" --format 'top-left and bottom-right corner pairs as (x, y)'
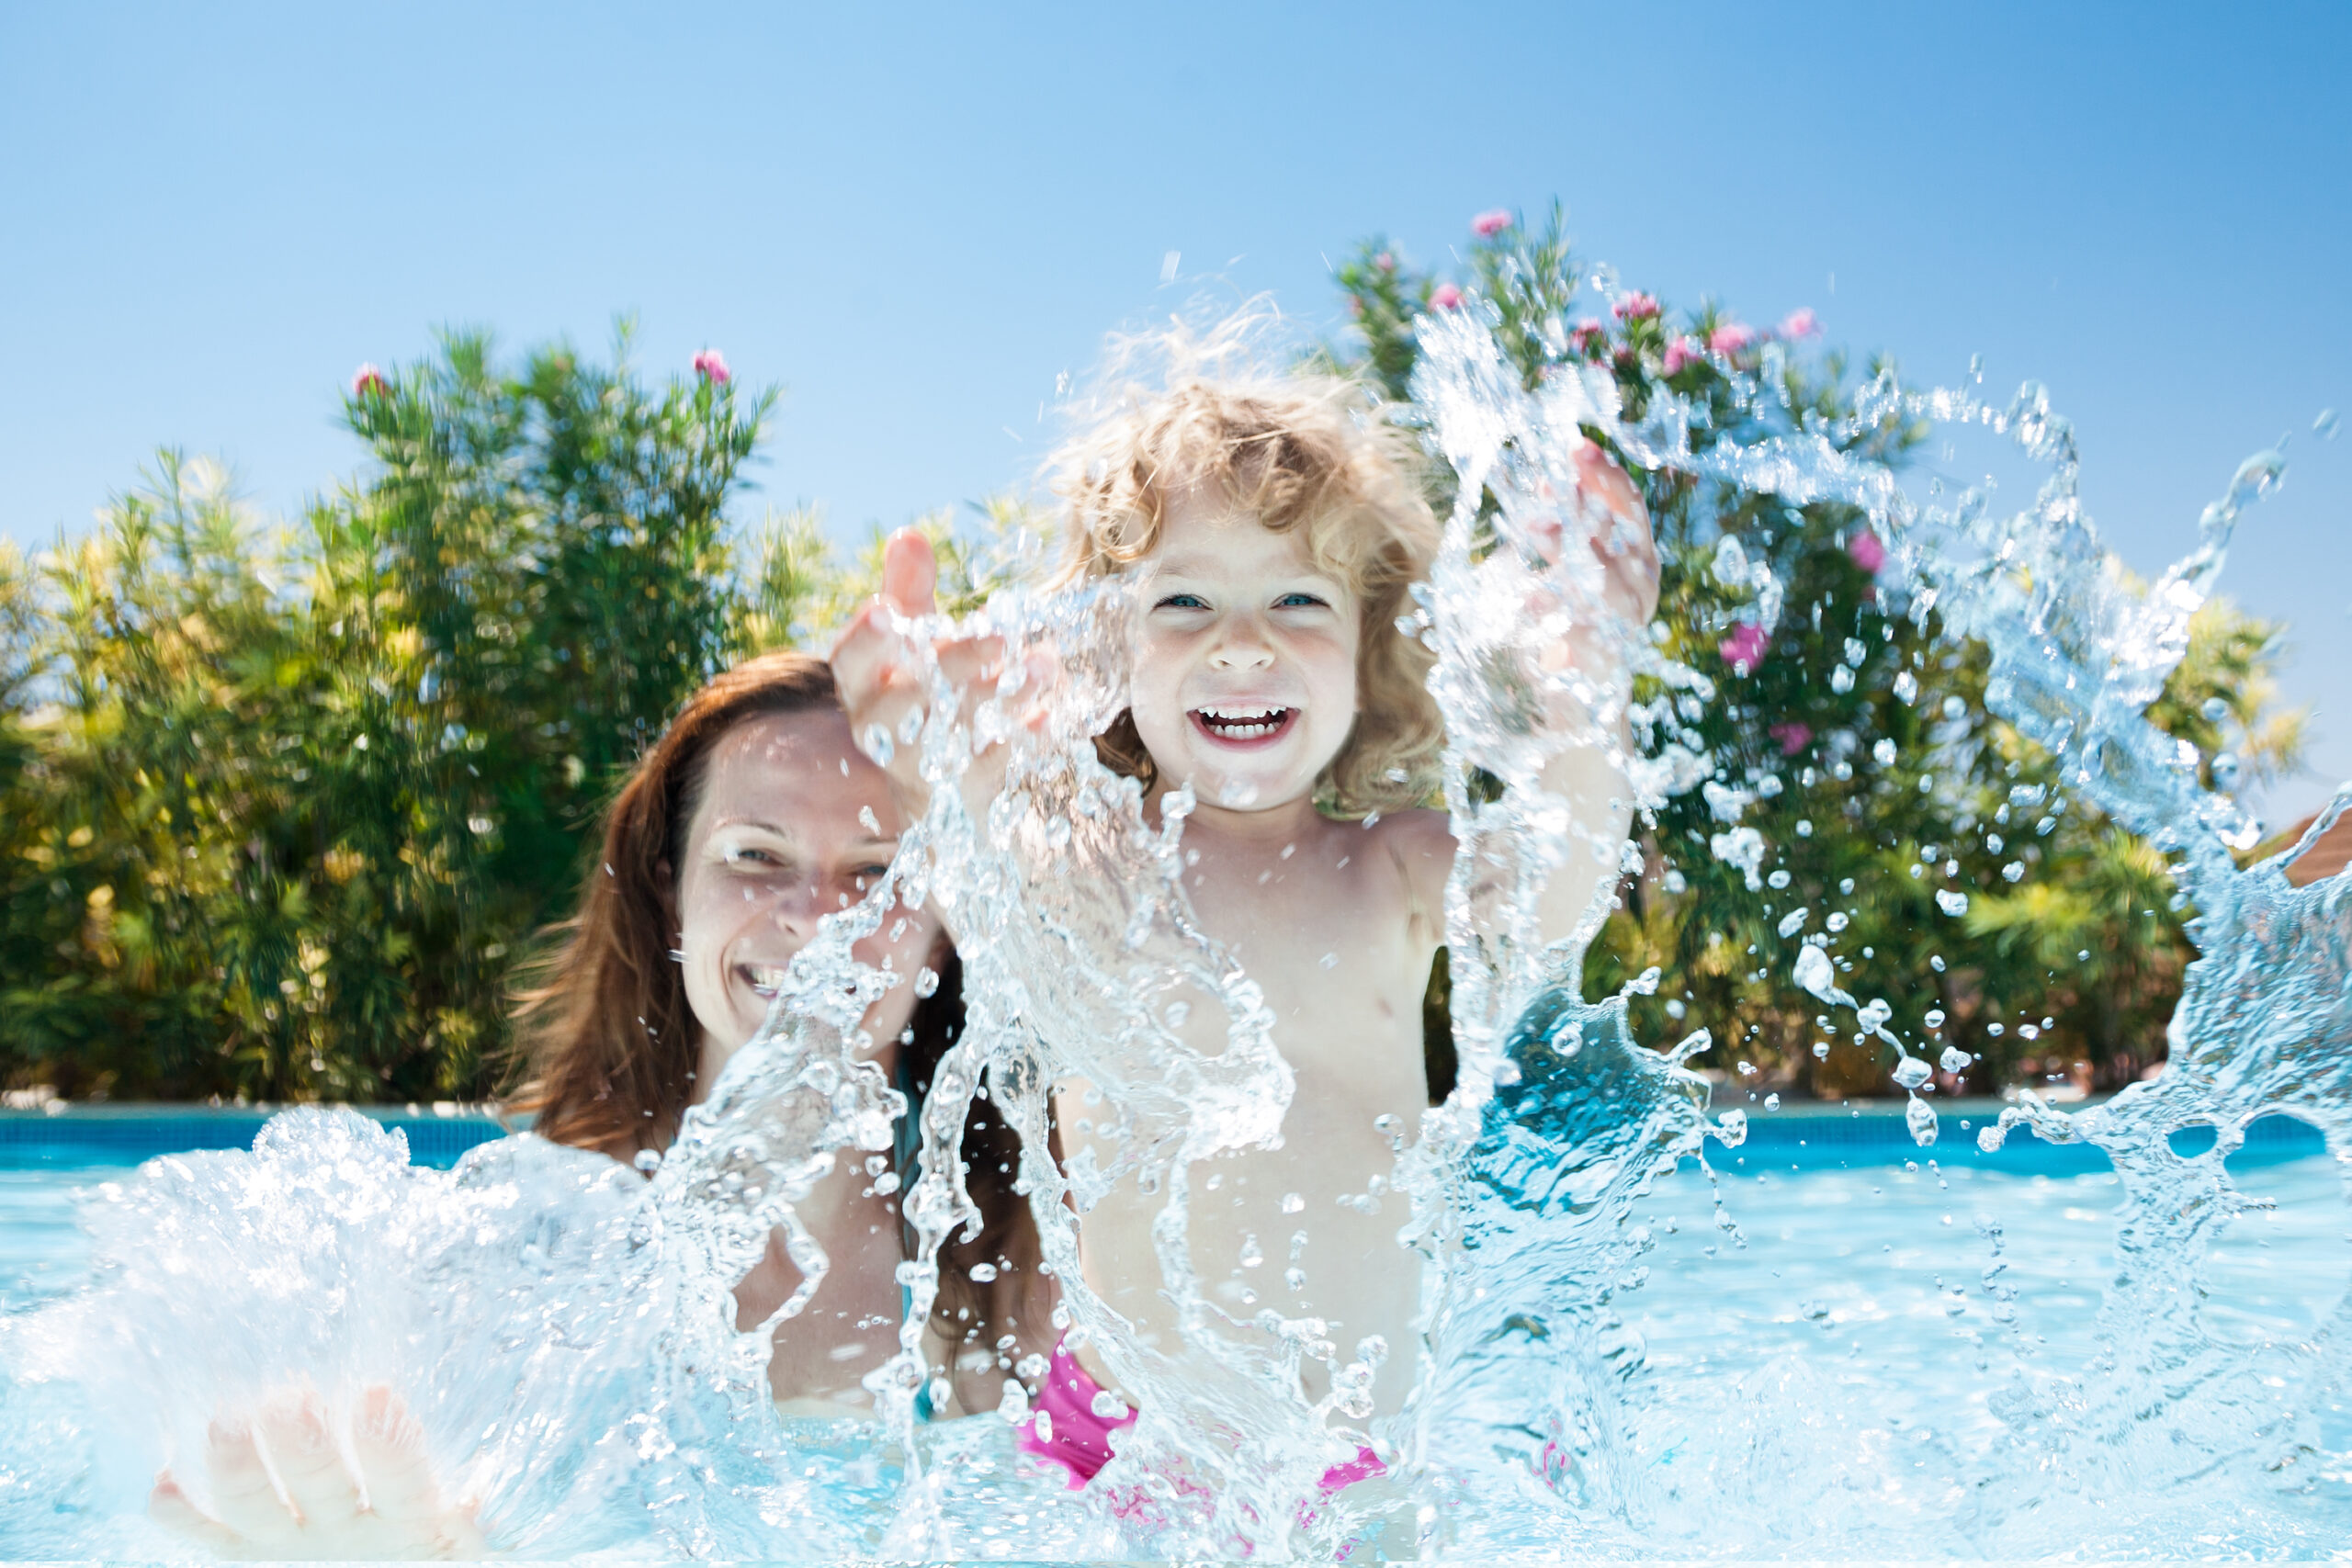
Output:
(1569, 318), (1605, 354)
(693, 348), (731, 385)
(1770, 721), (1814, 755)
(1430, 282), (1464, 310)
(1719, 622), (1770, 670)
(1471, 208), (1513, 239)
(1613, 291), (1660, 322)
(1778, 307), (1820, 340)
(1848, 529), (1886, 574)
(1662, 335), (1704, 375)
(1707, 321), (1757, 355)
(350, 363), (390, 399)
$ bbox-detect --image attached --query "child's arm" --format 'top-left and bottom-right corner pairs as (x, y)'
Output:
(1531, 442), (1659, 952)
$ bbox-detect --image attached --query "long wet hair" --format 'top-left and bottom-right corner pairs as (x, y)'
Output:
(505, 649), (1043, 1357)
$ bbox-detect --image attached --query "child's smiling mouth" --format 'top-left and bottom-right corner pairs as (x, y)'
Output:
(1190, 705), (1297, 746)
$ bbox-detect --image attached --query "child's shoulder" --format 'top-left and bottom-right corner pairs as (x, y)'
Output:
(1334, 804), (1453, 890)
(1357, 803), (1453, 856)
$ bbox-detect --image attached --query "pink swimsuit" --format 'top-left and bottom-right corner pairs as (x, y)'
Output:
(1016, 1341), (1385, 1495)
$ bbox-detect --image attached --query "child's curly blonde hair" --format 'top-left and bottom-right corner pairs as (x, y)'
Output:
(1047, 367), (1443, 818)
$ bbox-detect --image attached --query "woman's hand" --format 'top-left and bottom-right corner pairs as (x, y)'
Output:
(149, 1385), (487, 1561)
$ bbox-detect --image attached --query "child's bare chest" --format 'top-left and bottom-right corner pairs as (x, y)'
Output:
(1176, 833), (1435, 1105)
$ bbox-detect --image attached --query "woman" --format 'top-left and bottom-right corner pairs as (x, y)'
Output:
(153, 651), (1049, 1554)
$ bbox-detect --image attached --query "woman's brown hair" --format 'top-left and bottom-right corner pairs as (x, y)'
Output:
(505, 649), (1043, 1365)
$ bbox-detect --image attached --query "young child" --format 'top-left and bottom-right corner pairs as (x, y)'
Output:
(833, 368), (1656, 1465)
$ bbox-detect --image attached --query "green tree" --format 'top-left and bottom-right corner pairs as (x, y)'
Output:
(1332, 209), (2302, 1097)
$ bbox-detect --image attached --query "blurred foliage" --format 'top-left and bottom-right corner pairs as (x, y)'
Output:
(1336, 210), (2304, 1099)
(0, 221), (2306, 1106)
(0, 333), (1025, 1102)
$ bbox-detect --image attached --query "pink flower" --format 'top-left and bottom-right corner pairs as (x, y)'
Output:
(1778, 307), (1820, 340)
(1848, 529), (1886, 574)
(1374, 251), (1396, 273)
(1612, 291), (1660, 322)
(1471, 208), (1513, 239)
(1569, 319), (1606, 354)
(1430, 282), (1464, 311)
(1662, 335), (1703, 375)
(1707, 321), (1757, 355)
(1718, 622), (1770, 670)
(693, 348), (731, 385)
(350, 363), (389, 399)
(1770, 721), (1814, 755)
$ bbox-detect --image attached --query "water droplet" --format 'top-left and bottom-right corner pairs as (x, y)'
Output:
(1924, 1007), (1946, 1029)
(1893, 671), (1919, 703)
(1905, 1095), (1940, 1146)
(632, 1148), (663, 1173)
(968, 1262), (999, 1282)
(1829, 663), (1855, 694)
(861, 724), (894, 767)
(1794, 944), (1838, 1001)
(913, 965), (941, 998)
(1811, 1041), (1831, 1059)
(2001, 861), (2025, 883)
(1939, 1045), (1972, 1074)
(1777, 907), (1811, 938)
(1763, 1093), (1781, 1111)
(1872, 738), (1897, 766)
(2201, 696), (2230, 723)
(1935, 889), (1969, 917)
(2317, 408), (2340, 441)
(1091, 1390), (1129, 1420)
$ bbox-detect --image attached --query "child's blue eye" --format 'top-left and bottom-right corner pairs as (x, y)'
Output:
(1156, 592), (1208, 610)
(1274, 592), (1328, 608)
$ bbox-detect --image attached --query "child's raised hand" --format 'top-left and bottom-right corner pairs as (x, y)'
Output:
(829, 529), (1058, 808)
(148, 1384), (488, 1560)
(831, 528), (946, 797)
(1522, 440), (1659, 633)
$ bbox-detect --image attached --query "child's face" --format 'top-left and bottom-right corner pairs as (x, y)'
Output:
(1128, 489), (1360, 813)
(673, 707), (941, 1065)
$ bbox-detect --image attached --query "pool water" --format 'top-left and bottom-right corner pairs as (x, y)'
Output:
(0, 1111), (2343, 1558)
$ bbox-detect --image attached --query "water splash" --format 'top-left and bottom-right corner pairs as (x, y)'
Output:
(0, 287), (2346, 1559)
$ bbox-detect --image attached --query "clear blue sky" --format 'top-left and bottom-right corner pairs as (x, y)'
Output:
(4, 1), (2346, 817)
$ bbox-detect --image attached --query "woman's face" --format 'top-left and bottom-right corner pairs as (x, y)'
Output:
(673, 706), (942, 1077)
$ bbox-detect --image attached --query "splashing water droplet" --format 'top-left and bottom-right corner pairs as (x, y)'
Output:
(1936, 888), (1969, 917)
(1939, 1045), (1973, 1074)
(1905, 1095), (1939, 1147)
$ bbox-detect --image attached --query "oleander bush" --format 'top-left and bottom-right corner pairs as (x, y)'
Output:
(1335, 205), (2302, 1098)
